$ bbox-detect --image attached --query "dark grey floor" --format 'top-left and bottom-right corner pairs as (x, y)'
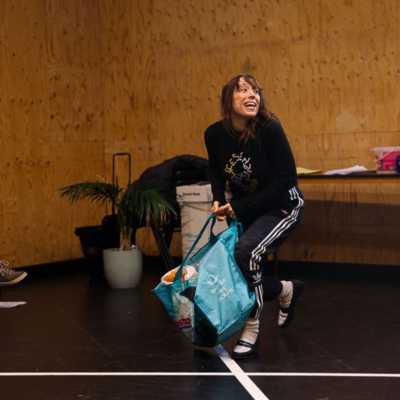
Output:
(1, 258), (400, 399)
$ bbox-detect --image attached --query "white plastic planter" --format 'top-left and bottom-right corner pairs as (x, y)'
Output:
(103, 246), (143, 289)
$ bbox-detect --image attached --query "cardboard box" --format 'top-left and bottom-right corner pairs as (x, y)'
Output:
(176, 183), (213, 203)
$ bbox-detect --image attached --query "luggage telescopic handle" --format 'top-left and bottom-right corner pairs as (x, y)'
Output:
(112, 152), (132, 215)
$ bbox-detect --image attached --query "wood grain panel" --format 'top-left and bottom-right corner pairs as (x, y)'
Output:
(135, 0), (400, 264)
(1, 0), (400, 266)
(0, 1), (107, 266)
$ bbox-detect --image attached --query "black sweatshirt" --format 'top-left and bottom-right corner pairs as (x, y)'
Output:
(204, 119), (298, 223)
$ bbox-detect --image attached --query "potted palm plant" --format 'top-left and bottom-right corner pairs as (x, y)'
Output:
(60, 153), (175, 289)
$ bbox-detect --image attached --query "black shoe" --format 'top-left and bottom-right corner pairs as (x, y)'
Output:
(278, 280), (304, 328)
(231, 339), (258, 359)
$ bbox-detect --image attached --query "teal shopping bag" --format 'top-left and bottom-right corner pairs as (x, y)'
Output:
(153, 215), (255, 346)
(152, 216), (215, 340)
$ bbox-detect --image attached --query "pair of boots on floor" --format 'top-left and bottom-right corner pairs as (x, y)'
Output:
(232, 279), (304, 359)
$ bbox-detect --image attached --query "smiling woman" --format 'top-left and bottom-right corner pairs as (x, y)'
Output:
(204, 74), (305, 359)
(232, 77), (260, 121)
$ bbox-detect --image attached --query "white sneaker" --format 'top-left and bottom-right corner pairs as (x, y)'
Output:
(0, 260), (28, 286)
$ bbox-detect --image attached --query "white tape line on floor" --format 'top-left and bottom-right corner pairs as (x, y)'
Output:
(0, 372), (232, 376)
(1, 372), (400, 378)
(248, 373), (400, 378)
(214, 345), (270, 400)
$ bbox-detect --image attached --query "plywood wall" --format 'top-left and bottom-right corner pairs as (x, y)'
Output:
(1, 0), (400, 267)
(128, 0), (400, 266)
(0, 1), (106, 266)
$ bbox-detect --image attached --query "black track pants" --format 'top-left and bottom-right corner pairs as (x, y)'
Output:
(234, 186), (304, 320)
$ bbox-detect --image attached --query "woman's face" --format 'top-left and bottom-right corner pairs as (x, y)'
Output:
(231, 77), (260, 121)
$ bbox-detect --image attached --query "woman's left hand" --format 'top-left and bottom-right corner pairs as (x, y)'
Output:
(214, 203), (236, 219)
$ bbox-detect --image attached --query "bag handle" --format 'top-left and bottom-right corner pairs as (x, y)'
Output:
(180, 215), (240, 269)
(181, 214), (216, 266)
(228, 217), (243, 236)
(174, 214), (216, 282)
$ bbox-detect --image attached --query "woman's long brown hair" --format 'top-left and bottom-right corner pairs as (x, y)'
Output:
(220, 74), (275, 142)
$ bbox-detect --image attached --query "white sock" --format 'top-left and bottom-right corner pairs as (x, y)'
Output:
(279, 280), (293, 308)
(233, 318), (259, 354)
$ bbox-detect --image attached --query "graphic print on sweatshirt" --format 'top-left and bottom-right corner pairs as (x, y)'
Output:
(224, 152), (259, 196)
